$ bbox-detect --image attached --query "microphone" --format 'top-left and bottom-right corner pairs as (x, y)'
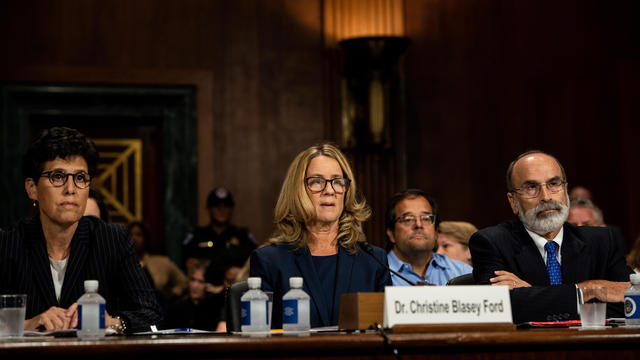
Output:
(357, 241), (418, 286)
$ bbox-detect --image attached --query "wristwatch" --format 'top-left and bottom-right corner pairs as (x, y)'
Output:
(110, 315), (126, 334)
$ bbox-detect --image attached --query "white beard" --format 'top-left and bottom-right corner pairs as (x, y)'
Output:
(515, 192), (570, 235)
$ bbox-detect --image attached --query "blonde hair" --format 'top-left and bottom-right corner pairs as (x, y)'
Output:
(271, 143), (370, 253)
(627, 234), (640, 271)
(438, 221), (478, 247)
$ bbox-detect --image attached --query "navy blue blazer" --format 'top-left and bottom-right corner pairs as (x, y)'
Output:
(250, 242), (391, 329)
(470, 220), (633, 323)
(0, 216), (162, 332)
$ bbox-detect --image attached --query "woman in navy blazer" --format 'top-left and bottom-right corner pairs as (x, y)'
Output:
(250, 143), (390, 329)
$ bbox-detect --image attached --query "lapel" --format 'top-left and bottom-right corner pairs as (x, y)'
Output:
(511, 222), (550, 285)
(560, 223), (588, 284)
(60, 218), (91, 307)
(333, 246), (355, 319)
(24, 218), (58, 307)
(294, 246), (330, 326)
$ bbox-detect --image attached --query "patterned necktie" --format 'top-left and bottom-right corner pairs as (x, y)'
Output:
(544, 241), (563, 285)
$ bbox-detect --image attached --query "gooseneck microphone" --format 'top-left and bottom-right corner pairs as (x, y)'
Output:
(357, 241), (418, 286)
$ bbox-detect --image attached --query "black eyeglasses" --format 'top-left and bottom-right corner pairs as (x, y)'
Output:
(512, 179), (566, 198)
(304, 177), (351, 194)
(40, 170), (92, 189)
(395, 214), (436, 227)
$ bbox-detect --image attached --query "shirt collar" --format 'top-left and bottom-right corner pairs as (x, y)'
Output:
(387, 249), (408, 272)
(526, 226), (564, 262)
(387, 249), (445, 272)
(429, 253), (450, 270)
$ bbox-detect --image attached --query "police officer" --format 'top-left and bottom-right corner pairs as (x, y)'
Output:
(183, 188), (256, 285)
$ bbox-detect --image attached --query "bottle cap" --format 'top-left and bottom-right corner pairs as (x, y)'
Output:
(289, 277), (303, 288)
(631, 274), (640, 284)
(84, 280), (99, 292)
(247, 277), (262, 289)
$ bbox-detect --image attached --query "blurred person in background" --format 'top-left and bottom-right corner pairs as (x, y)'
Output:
(567, 198), (627, 254)
(436, 221), (477, 266)
(129, 221), (188, 301)
(166, 260), (225, 331)
(627, 235), (640, 273)
(84, 189), (110, 222)
(182, 188), (256, 283)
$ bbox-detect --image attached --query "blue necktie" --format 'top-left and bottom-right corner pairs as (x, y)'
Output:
(545, 241), (562, 285)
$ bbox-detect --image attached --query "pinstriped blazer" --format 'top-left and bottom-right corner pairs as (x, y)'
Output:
(0, 216), (162, 333)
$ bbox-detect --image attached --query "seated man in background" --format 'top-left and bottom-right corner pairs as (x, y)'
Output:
(386, 189), (472, 286)
(470, 150), (632, 323)
(567, 198), (603, 227)
(436, 221), (477, 266)
(568, 198), (627, 254)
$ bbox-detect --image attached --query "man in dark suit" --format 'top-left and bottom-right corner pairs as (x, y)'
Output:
(470, 150), (632, 323)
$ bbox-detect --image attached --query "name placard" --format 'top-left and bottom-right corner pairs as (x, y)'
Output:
(383, 285), (512, 328)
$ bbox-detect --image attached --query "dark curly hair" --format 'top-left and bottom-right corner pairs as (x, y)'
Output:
(22, 127), (99, 181)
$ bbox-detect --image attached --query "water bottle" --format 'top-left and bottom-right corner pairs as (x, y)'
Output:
(77, 280), (106, 339)
(240, 277), (269, 332)
(282, 277), (310, 332)
(625, 273), (640, 325)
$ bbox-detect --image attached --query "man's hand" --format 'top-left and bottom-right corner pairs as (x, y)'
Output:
(490, 270), (532, 290)
(577, 280), (630, 302)
(25, 303), (78, 331)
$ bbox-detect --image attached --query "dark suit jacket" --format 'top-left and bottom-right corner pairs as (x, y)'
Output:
(0, 216), (162, 332)
(470, 220), (633, 323)
(250, 242), (391, 328)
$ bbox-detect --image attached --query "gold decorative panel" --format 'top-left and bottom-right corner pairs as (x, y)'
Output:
(91, 139), (143, 224)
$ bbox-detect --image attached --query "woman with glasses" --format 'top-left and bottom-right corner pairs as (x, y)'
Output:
(250, 143), (390, 329)
(0, 127), (161, 333)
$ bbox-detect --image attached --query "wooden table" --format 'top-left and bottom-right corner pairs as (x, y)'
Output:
(2, 327), (640, 359)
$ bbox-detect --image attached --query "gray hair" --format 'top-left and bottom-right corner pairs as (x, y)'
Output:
(570, 198), (604, 225)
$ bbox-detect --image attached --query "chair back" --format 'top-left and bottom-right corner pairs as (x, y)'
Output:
(225, 280), (249, 332)
(446, 273), (474, 285)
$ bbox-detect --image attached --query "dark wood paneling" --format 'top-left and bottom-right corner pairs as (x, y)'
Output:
(403, 0), (640, 246)
(0, 0), (326, 251)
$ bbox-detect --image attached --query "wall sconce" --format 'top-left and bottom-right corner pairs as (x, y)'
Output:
(339, 36), (409, 149)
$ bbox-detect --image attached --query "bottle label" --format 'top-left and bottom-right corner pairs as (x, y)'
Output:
(283, 299), (298, 324)
(625, 295), (640, 319)
(241, 301), (251, 325)
(99, 304), (105, 329)
(77, 303), (106, 330)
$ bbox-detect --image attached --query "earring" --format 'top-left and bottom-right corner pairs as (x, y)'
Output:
(33, 200), (37, 207)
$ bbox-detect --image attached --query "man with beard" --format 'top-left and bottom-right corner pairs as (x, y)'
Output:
(470, 151), (632, 323)
(386, 189), (472, 286)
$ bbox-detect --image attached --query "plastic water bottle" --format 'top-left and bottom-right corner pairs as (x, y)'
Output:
(77, 280), (106, 339)
(282, 277), (310, 332)
(625, 273), (640, 325)
(240, 277), (269, 332)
